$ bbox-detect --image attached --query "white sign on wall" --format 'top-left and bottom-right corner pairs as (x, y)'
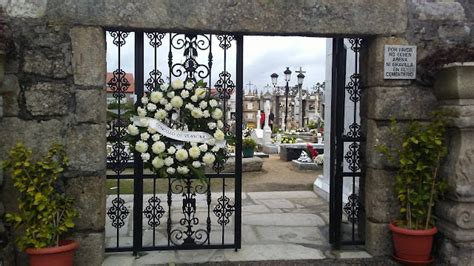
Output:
(384, 45), (417, 79)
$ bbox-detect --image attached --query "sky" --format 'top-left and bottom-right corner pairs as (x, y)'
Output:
(106, 33), (327, 93)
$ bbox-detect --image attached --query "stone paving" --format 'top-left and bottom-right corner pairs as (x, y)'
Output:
(103, 191), (372, 265)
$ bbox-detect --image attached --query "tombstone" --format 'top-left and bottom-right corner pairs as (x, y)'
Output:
(263, 100), (272, 144)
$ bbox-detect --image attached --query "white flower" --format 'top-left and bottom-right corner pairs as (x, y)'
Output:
(199, 144), (208, 152)
(159, 98), (168, 105)
(190, 142), (197, 147)
(199, 101), (208, 109)
(150, 91), (163, 103)
(152, 157), (164, 169)
(214, 129), (225, 141)
(207, 138), (216, 146)
(147, 127), (157, 134)
(147, 103), (157, 112)
(217, 120), (224, 129)
(212, 146), (220, 152)
(208, 122), (216, 130)
(152, 141), (166, 154)
(212, 108), (223, 119)
(167, 91), (175, 98)
(171, 79), (184, 90)
(160, 84), (169, 91)
(209, 99), (218, 107)
(177, 166), (190, 175)
(141, 152), (150, 162)
(164, 157), (174, 166)
(190, 95), (198, 102)
(189, 146), (201, 159)
(195, 88), (206, 99)
(181, 90), (190, 98)
(202, 153), (216, 165)
(138, 107), (147, 117)
(152, 134), (161, 141)
(192, 161), (201, 168)
(140, 132), (150, 141)
(185, 103), (194, 110)
(135, 141), (148, 153)
(155, 109), (167, 120)
(203, 110), (210, 118)
(127, 124), (139, 136)
(165, 103), (173, 111)
(166, 167), (176, 175)
(185, 82), (194, 90)
(167, 146), (176, 154)
(141, 96), (149, 104)
(191, 108), (203, 118)
(170, 96), (183, 108)
(175, 149), (188, 162)
(139, 117), (149, 127)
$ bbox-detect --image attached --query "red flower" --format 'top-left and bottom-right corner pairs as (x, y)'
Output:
(306, 143), (318, 159)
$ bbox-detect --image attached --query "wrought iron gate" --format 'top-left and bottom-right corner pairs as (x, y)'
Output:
(329, 38), (365, 247)
(105, 30), (243, 254)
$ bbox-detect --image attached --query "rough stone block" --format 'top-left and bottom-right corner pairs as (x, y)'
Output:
(65, 176), (106, 231)
(0, 75), (20, 116)
(66, 124), (106, 174)
(291, 160), (322, 171)
(365, 168), (398, 223)
(207, 157), (263, 173)
(362, 86), (436, 120)
(365, 220), (391, 256)
(411, 1), (466, 21)
(438, 24), (471, 41)
(0, 117), (65, 161)
(72, 232), (105, 266)
(3, 0), (48, 18)
(437, 217), (474, 243)
(362, 119), (404, 170)
(23, 50), (68, 78)
(45, 0), (407, 35)
(438, 236), (474, 266)
(75, 89), (106, 123)
(436, 200), (474, 230)
(70, 27), (106, 86)
(361, 37), (412, 88)
(434, 63), (474, 101)
(25, 82), (73, 117)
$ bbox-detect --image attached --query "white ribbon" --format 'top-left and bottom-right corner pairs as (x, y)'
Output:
(133, 116), (225, 147)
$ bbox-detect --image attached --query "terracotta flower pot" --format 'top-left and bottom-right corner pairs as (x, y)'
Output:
(25, 240), (78, 266)
(389, 223), (437, 264)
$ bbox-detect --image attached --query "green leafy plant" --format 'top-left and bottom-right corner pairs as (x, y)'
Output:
(307, 120), (317, 130)
(3, 143), (78, 250)
(242, 137), (257, 149)
(377, 112), (449, 230)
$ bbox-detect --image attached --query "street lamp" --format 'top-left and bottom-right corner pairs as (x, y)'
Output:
(270, 67), (292, 131)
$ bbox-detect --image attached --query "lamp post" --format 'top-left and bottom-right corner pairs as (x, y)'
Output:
(296, 72), (305, 127)
(271, 67), (292, 131)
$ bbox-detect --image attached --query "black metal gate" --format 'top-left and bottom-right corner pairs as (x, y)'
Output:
(329, 38), (365, 247)
(105, 30), (243, 254)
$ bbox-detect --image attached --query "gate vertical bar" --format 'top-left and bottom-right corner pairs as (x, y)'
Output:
(234, 34), (243, 250)
(329, 38), (346, 248)
(133, 31), (144, 256)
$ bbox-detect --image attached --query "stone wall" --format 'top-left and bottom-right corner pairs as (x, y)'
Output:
(361, 1), (474, 264)
(0, 0), (473, 265)
(0, 14), (106, 265)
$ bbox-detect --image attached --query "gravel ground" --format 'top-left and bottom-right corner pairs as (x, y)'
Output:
(242, 154), (320, 192)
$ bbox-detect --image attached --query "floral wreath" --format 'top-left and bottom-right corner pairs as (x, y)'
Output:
(127, 79), (227, 179)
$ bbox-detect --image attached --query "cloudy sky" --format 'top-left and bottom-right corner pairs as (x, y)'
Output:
(106, 33), (327, 93)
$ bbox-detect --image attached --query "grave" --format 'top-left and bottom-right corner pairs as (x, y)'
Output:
(280, 143), (324, 161)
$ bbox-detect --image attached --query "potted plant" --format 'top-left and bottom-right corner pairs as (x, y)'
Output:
(377, 112), (449, 264)
(242, 137), (257, 158)
(3, 143), (78, 266)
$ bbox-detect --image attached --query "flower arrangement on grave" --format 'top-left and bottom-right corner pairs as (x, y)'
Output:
(280, 136), (297, 144)
(127, 79), (227, 180)
(313, 154), (324, 165)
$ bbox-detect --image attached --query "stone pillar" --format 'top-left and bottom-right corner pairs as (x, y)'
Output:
(361, 36), (436, 256)
(433, 63), (474, 265)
